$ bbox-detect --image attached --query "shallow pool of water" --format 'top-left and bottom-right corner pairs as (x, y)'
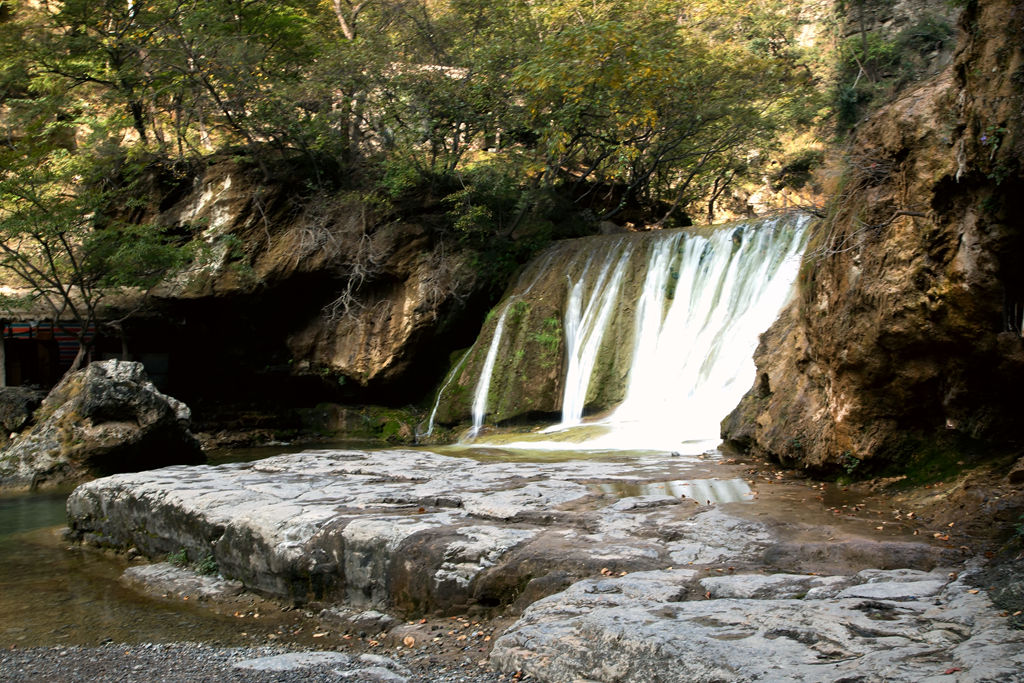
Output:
(592, 478), (755, 504)
(0, 491), (69, 537)
(0, 494), (321, 649)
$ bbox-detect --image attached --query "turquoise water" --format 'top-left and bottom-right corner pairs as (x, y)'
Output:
(0, 492), (68, 538)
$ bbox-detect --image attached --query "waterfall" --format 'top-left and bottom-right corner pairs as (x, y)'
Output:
(423, 348), (470, 438)
(464, 251), (559, 438)
(604, 216), (808, 450)
(559, 239), (634, 426)
(449, 213), (810, 452)
(469, 303), (511, 437)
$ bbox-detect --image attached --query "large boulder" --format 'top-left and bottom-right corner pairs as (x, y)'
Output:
(0, 385), (46, 433)
(0, 360), (204, 491)
(144, 158), (486, 402)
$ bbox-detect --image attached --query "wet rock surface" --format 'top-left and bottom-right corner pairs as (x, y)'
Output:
(66, 449), (953, 615)
(60, 447), (1023, 682)
(120, 562), (246, 603)
(0, 360), (203, 491)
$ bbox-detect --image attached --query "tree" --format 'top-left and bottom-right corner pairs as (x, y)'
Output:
(509, 6), (807, 223)
(0, 100), (189, 372)
(0, 0), (822, 362)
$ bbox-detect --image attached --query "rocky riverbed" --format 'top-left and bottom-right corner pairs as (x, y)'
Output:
(0, 642), (518, 683)
(31, 447), (1024, 681)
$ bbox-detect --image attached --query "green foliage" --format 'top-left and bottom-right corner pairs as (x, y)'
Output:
(167, 547), (218, 575)
(832, 14), (954, 133)
(531, 317), (562, 359)
(512, 9), (807, 219)
(0, 0), (824, 317)
(509, 301), (531, 326)
(0, 125), (189, 366)
(194, 555), (219, 576)
(167, 547), (188, 567)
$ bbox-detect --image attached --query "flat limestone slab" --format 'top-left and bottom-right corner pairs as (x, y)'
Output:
(67, 449), (951, 618)
(120, 562), (245, 602)
(491, 568), (1024, 682)
(67, 449), (709, 613)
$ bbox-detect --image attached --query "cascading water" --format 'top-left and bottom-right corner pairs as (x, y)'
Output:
(449, 250), (559, 438)
(559, 240), (634, 427)
(469, 305), (510, 437)
(602, 217), (808, 451)
(446, 213), (810, 453)
(424, 348), (470, 437)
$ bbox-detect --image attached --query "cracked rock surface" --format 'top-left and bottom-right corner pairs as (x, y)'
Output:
(63, 448), (1020, 682)
(490, 567), (1024, 682)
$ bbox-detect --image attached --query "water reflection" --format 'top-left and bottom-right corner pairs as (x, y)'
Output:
(594, 478), (754, 504)
(0, 492), (68, 538)
(0, 492), (311, 648)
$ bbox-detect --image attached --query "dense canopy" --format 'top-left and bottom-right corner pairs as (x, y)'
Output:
(0, 0), (820, 363)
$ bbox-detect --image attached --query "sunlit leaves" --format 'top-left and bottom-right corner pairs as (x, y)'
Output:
(508, 6), (804, 217)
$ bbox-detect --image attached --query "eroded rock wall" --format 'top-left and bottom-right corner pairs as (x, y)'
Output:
(135, 158), (489, 407)
(723, 0), (1024, 475)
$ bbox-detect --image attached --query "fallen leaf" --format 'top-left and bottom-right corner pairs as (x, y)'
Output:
(312, 632), (328, 638)
(944, 667), (962, 674)
(967, 589), (980, 594)
(403, 636), (416, 648)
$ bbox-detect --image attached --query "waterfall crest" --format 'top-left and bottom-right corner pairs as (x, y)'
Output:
(433, 213), (810, 452)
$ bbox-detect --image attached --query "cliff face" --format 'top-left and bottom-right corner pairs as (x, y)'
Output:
(129, 158), (489, 407)
(723, 0), (1024, 476)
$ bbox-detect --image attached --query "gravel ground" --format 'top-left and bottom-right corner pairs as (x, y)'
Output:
(0, 642), (529, 682)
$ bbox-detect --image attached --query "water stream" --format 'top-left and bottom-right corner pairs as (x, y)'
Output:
(461, 213), (810, 453)
(560, 239), (635, 427)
